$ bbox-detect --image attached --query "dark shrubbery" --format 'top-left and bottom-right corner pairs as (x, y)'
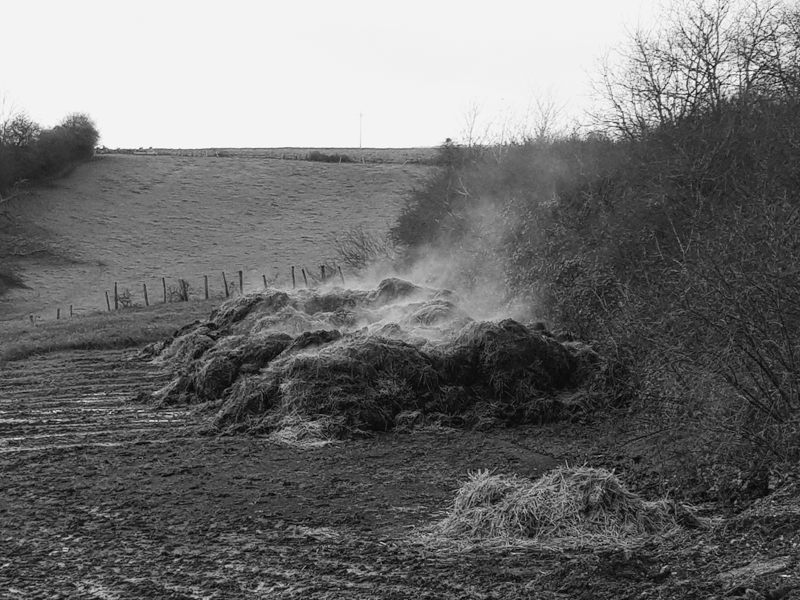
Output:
(391, 1), (800, 503)
(0, 111), (99, 198)
(0, 109), (100, 293)
(306, 150), (354, 163)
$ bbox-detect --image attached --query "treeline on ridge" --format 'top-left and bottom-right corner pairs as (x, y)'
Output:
(0, 111), (100, 199)
(390, 0), (800, 503)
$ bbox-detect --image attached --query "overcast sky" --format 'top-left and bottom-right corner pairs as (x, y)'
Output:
(1, 0), (656, 149)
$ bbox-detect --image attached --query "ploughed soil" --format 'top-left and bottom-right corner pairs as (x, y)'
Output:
(2, 350), (799, 599)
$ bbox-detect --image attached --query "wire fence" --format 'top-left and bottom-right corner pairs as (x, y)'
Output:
(29, 264), (348, 324)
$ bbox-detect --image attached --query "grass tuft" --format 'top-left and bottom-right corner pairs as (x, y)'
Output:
(0, 299), (222, 363)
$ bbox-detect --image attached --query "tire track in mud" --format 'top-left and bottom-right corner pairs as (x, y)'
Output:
(0, 350), (191, 452)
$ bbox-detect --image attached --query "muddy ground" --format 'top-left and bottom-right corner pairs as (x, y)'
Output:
(2, 349), (798, 599)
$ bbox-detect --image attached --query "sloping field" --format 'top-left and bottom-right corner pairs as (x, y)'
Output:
(0, 153), (429, 320)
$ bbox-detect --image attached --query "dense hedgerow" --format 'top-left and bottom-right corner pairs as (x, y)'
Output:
(0, 110), (99, 291)
(391, 1), (800, 504)
(0, 111), (99, 199)
(306, 150), (354, 163)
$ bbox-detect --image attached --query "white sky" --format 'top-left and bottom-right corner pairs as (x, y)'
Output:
(1, 0), (657, 149)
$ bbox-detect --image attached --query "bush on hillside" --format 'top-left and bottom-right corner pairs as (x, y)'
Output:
(0, 110), (99, 198)
(333, 225), (397, 270)
(306, 150), (354, 163)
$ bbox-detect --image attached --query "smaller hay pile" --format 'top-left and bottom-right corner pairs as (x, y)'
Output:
(433, 467), (701, 548)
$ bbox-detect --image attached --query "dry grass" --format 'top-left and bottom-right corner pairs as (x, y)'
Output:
(266, 415), (344, 448)
(427, 466), (701, 549)
(0, 299), (222, 363)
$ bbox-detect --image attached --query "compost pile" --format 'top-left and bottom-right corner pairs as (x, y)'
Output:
(141, 278), (607, 439)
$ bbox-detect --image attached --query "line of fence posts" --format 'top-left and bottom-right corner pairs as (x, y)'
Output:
(95, 265), (347, 316)
(34, 303), (76, 323)
(30, 263), (351, 323)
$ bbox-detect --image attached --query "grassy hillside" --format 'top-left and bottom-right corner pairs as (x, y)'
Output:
(0, 153), (430, 321)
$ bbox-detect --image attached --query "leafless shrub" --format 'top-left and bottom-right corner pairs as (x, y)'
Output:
(592, 0), (800, 138)
(168, 279), (191, 302)
(117, 288), (134, 308)
(333, 225), (397, 270)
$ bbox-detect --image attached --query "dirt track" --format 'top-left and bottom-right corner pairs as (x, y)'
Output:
(2, 351), (799, 598)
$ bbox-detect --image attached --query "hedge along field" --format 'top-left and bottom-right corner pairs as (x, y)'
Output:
(0, 153), (431, 320)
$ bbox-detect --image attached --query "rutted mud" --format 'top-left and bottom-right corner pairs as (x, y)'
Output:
(0, 350), (186, 452)
(2, 348), (799, 598)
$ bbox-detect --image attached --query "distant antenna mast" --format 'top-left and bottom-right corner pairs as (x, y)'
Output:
(359, 111), (363, 149)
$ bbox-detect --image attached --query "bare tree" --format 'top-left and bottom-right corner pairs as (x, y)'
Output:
(591, 0), (800, 138)
(1, 113), (40, 148)
(460, 99), (488, 148)
(523, 87), (569, 142)
(0, 90), (19, 132)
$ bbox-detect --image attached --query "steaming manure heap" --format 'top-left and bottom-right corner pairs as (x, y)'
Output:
(139, 278), (607, 443)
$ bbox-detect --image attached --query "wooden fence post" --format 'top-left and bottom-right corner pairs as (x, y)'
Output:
(291, 266), (296, 288)
(239, 270), (243, 295)
(320, 265), (326, 281)
(70, 305), (73, 317)
(338, 266), (345, 285)
(301, 268), (308, 286)
(204, 275), (209, 300)
(57, 308), (60, 320)
(262, 274), (268, 289)
(162, 277), (167, 303)
(114, 282), (119, 310)
(105, 291), (111, 311)
(143, 283), (149, 306)
(222, 272), (229, 298)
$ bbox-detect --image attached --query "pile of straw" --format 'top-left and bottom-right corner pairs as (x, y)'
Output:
(434, 467), (699, 547)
